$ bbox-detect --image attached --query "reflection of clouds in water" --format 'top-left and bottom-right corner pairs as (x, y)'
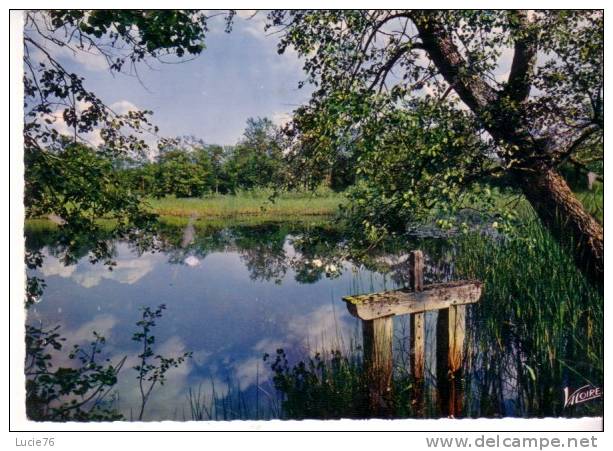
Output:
(40, 256), (76, 278)
(184, 255), (200, 267)
(70, 314), (118, 344)
(30, 233), (374, 418)
(29, 314), (120, 373)
(72, 256), (157, 288)
(232, 357), (269, 390)
(225, 304), (356, 394)
(191, 349), (212, 366)
(40, 245), (161, 288)
(37, 331), (200, 421)
(285, 304), (354, 352)
(253, 337), (286, 354)
(113, 335), (194, 421)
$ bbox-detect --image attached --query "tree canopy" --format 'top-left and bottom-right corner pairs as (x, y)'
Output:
(22, 10), (223, 269)
(265, 10), (603, 285)
(22, 10), (604, 286)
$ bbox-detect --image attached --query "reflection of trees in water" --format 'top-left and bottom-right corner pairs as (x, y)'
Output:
(25, 220), (462, 287)
(24, 220), (603, 419)
(241, 248), (288, 284)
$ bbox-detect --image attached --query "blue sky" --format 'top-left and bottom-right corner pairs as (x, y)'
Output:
(55, 12), (310, 146)
(30, 11), (519, 149)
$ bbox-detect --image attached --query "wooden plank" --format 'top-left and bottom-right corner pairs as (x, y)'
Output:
(408, 250), (426, 381)
(409, 250), (424, 291)
(344, 280), (482, 320)
(362, 316), (394, 417)
(410, 313), (425, 380)
(448, 305), (466, 373)
(436, 308), (451, 416)
(449, 305), (466, 417)
(436, 305), (466, 417)
(410, 311), (425, 415)
(408, 251), (425, 415)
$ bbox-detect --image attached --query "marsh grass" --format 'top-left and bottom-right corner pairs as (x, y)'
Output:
(258, 217), (603, 419)
(454, 220), (603, 417)
(576, 184), (603, 224)
(183, 370), (286, 421)
(144, 188), (345, 219)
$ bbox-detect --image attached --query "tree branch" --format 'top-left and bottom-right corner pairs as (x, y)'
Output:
(555, 124), (601, 166)
(410, 11), (498, 112)
(503, 10), (539, 103)
(367, 43), (419, 91)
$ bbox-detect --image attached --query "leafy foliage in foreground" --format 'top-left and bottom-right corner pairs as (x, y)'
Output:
(25, 325), (125, 421)
(267, 10), (603, 285)
(132, 304), (192, 421)
(22, 10), (224, 306)
(25, 304), (190, 422)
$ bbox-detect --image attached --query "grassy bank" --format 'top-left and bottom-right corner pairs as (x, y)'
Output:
(144, 189), (345, 219)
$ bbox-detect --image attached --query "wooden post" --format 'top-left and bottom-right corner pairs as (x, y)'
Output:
(408, 251), (425, 415)
(362, 316), (393, 417)
(436, 304), (466, 417)
(342, 249), (482, 418)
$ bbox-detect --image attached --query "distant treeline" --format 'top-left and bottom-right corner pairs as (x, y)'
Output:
(117, 117), (355, 197)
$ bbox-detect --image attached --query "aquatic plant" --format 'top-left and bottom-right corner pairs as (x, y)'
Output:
(25, 325), (125, 421)
(132, 304), (193, 421)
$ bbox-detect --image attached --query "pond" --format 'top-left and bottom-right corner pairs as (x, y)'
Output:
(24, 219), (603, 421)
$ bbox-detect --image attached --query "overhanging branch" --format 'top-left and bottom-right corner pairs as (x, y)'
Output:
(555, 124), (601, 166)
(503, 10), (539, 103)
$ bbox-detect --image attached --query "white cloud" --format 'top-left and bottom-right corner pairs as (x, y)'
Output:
(253, 337), (285, 354)
(236, 10), (268, 41)
(232, 357), (269, 389)
(112, 335), (196, 420)
(271, 111), (292, 127)
(71, 255), (157, 288)
(70, 314), (118, 344)
(37, 99), (104, 147)
(283, 304), (355, 353)
(110, 100), (140, 115)
(40, 255), (76, 278)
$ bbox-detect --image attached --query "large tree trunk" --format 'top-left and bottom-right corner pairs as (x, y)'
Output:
(413, 12), (604, 288)
(518, 166), (603, 288)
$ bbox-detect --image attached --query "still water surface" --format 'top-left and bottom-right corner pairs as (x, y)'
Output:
(27, 221), (445, 420)
(26, 220), (601, 420)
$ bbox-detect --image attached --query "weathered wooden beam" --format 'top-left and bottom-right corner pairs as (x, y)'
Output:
(408, 250), (426, 416)
(436, 304), (467, 417)
(362, 316), (394, 417)
(408, 251), (425, 381)
(343, 280), (482, 321)
(410, 313), (425, 380)
(408, 249), (424, 291)
(448, 304), (466, 373)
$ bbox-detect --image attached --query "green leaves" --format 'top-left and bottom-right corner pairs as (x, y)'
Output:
(25, 325), (125, 421)
(24, 143), (156, 269)
(132, 304), (192, 420)
(265, 10), (602, 248)
(22, 10), (218, 306)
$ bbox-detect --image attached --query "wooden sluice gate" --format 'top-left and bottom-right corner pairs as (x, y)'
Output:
(342, 250), (482, 417)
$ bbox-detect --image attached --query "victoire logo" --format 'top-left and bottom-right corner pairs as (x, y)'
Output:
(563, 384), (602, 408)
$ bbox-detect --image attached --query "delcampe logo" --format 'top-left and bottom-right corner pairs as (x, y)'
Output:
(563, 385), (602, 408)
